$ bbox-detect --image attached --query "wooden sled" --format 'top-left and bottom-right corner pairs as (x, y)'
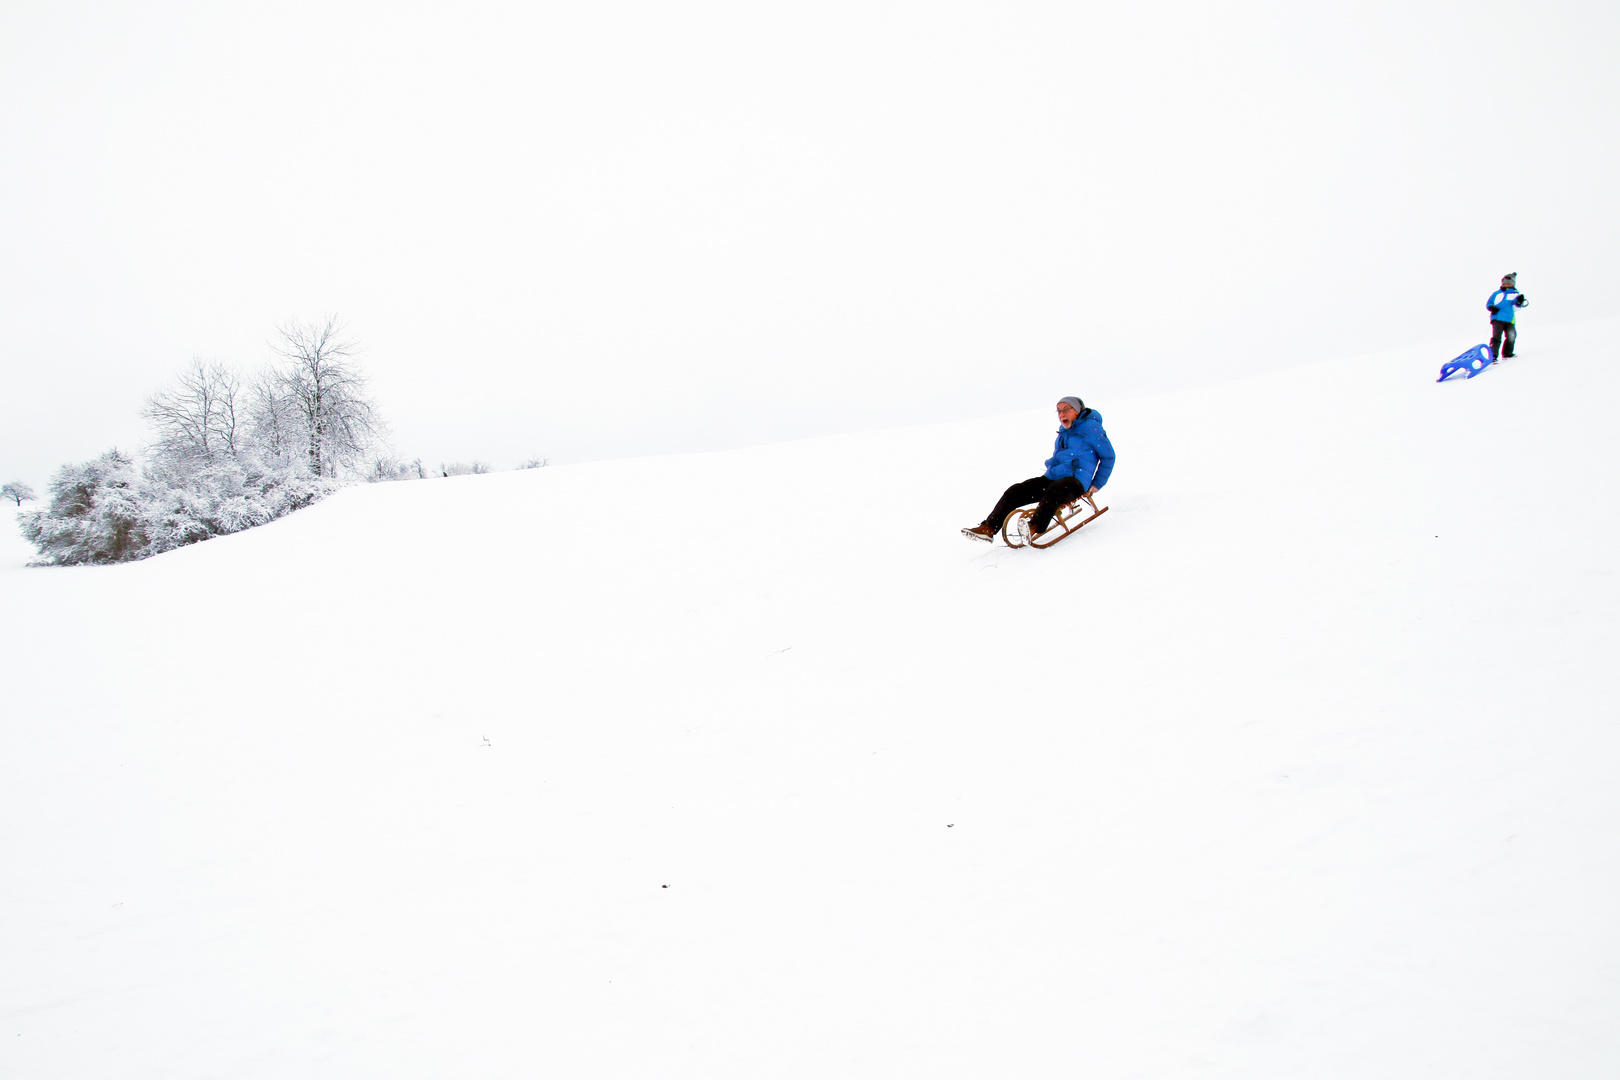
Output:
(1001, 494), (1109, 550)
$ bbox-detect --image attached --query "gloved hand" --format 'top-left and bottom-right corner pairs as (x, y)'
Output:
(1488, 306), (1499, 315)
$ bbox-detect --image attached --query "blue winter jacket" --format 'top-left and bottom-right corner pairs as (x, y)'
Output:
(1043, 409), (1116, 488)
(1487, 288), (1527, 323)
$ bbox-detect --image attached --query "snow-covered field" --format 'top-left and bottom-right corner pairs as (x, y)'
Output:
(4, 322), (1618, 1078)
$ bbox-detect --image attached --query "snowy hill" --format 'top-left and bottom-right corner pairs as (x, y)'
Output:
(4, 321), (1619, 1078)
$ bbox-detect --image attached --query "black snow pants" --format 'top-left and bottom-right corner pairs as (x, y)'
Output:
(983, 475), (1089, 534)
(1490, 319), (1517, 359)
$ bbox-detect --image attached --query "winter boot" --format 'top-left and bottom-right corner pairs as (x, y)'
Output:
(961, 523), (995, 543)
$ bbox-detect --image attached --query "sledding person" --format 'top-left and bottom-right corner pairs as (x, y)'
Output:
(1487, 272), (1528, 359)
(962, 396), (1115, 542)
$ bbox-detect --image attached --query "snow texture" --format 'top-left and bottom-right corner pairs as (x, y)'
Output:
(3, 321), (1619, 1078)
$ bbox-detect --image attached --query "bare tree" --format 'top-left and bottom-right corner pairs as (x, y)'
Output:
(2, 480), (36, 506)
(141, 358), (243, 466)
(267, 316), (382, 478)
(246, 370), (300, 467)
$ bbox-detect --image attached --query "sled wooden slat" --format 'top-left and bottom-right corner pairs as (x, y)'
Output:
(1000, 495), (1108, 549)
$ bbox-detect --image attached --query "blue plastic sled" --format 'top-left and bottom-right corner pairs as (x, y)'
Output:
(1437, 343), (1496, 382)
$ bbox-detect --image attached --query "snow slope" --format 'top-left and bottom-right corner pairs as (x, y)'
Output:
(4, 321), (1618, 1079)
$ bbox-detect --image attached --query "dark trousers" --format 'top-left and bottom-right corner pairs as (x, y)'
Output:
(984, 476), (1088, 533)
(1490, 319), (1517, 359)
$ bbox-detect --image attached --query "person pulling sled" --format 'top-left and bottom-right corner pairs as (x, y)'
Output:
(1487, 272), (1528, 359)
(962, 396), (1115, 548)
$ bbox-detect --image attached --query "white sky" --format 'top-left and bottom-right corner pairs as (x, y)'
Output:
(3, 0), (1617, 484)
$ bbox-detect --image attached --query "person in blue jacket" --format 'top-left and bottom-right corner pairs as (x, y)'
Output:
(962, 396), (1116, 542)
(1487, 272), (1528, 359)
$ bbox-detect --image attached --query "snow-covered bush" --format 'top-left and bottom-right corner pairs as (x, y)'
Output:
(139, 457), (338, 557)
(18, 451), (339, 566)
(518, 457), (549, 470)
(440, 461), (492, 477)
(19, 451), (148, 565)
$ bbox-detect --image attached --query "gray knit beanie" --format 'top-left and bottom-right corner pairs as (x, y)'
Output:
(1058, 396), (1085, 413)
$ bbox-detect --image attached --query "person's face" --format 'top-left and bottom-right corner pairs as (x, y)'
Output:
(1056, 402), (1078, 427)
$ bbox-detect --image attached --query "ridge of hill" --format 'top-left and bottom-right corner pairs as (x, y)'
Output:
(3, 321), (1618, 1078)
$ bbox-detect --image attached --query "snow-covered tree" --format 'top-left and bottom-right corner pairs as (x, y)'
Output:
(265, 316), (382, 478)
(519, 457), (549, 470)
(441, 461), (492, 477)
(141, 359), (243, 468)
(2, 480), (35, 506)
(244, 368), (301, 469)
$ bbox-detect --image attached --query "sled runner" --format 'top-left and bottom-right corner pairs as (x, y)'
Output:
(1001, 493), (1109, 550)
(1437, 343), (1496, 382)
